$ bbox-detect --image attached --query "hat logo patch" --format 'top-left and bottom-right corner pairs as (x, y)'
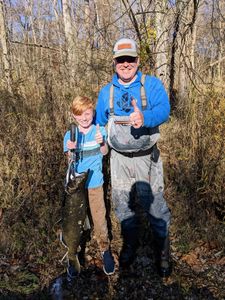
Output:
(117, 43), (132, 50)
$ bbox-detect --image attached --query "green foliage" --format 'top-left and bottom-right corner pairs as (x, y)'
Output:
(139, 19), (156, 71)
(0, 269), (39, 295)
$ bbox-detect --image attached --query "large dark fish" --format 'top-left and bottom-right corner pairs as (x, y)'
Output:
(50, 125), (88, 299)
(62, 163), (88, 273)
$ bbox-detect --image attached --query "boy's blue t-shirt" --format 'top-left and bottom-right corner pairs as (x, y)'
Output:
(63, 124), (107, 188)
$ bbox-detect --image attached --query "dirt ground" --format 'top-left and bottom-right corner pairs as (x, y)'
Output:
(2, 213), (224, 300)
(0, 158), (224, 300)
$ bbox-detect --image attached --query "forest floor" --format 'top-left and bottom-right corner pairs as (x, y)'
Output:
(0, 208), (224, 300)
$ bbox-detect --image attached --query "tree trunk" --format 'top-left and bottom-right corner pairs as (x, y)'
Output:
(94, 0), (113, 47)
(155, 0), (169, 89)
(171, 0), (199, 105)
(84, 0), (92, 84)
(0, 0), (12, 93)
(62, 0), (77, 83)
(217, 18), (222, 82)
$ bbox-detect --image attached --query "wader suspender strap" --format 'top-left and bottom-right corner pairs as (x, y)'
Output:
(109, 84), (114, 116)
(140, 74), (147, 110)
(109, 74), (147, 115)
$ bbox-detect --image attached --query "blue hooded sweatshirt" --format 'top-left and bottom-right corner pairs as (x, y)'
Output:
(95, 71), (170, 128)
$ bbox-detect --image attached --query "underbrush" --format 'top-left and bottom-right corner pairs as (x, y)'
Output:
(0, 89), (68, 255)
(163, 87), (225, 251)
(0, 87), (71, 294)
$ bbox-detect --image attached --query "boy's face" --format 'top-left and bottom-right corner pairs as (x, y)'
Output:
(73, 108), (94, 129)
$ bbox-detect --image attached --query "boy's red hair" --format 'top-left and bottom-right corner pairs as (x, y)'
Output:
(71, 96), (94, 115)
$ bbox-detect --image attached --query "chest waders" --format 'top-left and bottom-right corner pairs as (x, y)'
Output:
(108, 75), (172, 277)
(108, 74), (160, 154)
(61, 123), (89, 281)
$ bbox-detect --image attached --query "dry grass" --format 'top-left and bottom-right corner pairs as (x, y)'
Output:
(0, 87), (67, 254)
(162, 86), (225, 250)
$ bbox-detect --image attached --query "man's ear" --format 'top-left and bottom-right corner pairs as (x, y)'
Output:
(113, 59), (116, 68)
(136, 57), (140, 67)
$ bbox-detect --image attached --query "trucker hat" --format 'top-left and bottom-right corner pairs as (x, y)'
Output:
(113, 38), (138, 58)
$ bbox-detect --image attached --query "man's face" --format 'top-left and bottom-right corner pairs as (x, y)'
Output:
(114, 56), (139, 84)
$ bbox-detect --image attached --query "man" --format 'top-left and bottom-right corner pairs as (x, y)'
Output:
(95, 38), (171, 277)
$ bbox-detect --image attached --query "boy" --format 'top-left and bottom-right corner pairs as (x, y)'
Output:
(63, 96), (115, 278)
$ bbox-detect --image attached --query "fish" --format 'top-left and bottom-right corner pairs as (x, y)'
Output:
(62, 169), (88, 273)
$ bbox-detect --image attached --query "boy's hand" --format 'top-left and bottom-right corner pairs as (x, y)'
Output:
(95, 124), (104, 144)
(67, 140), (77, 150)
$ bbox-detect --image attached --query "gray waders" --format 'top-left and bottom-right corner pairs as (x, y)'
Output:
(108, 75), (172, 276)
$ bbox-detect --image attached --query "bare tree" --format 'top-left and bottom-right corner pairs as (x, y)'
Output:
(155, 0), (170, 88)
(62, 0), (77, 83)
(0, 0), (12, 92)
(169, 0), (200, 104)
(0, 0), (224, 99)
(84, 0), (92, 80)
(93, 0), (114, 47)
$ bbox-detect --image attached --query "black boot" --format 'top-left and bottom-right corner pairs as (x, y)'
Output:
(119, 218), (140, 269)
(155, 235), (172, 278)
(119, 243), (137, 268)
(66, 257), (80, 288)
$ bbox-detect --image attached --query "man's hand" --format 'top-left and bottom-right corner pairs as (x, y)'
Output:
(129, 99), (144, 128)
(95, 124), (104, 144)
